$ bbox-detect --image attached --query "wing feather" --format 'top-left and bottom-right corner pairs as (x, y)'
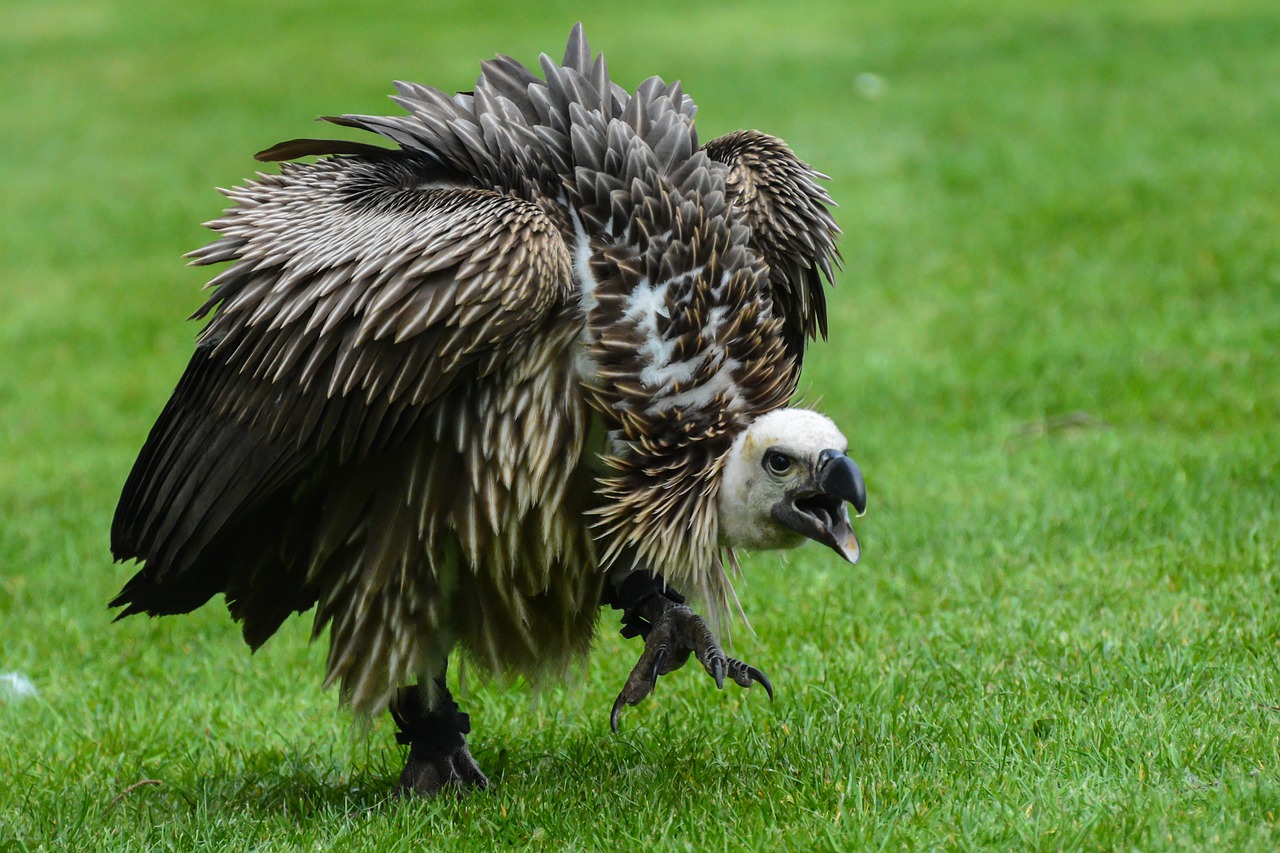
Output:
(112, 151), (572, 615)
(191, 154), (571, 443)
(703, 130), (841, 370)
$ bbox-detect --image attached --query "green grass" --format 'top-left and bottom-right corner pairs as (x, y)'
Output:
(3, 0), (1279, 848)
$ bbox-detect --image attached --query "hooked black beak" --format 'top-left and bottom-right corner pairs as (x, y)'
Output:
(817, 449), (867, 517)
(771, 449), (867, 564)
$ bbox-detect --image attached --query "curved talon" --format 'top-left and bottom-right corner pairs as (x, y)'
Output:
(610, 691), (627, 734)
(651, 646), (668, 689)
(748, 664), (775, 701)
(726, 658), (775, 701)
(608, 600), (775, 732)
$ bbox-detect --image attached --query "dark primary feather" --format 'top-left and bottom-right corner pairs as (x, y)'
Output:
(255, 138), (394, 162)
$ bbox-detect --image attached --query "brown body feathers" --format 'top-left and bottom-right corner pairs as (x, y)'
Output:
(111, 25), (839, 713)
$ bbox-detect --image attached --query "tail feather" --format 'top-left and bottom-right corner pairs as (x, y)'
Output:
(110, 347), (311, 621)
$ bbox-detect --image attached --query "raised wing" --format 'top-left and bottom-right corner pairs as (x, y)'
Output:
(703, 130), (841, 370)
(111, 150), (572, 618)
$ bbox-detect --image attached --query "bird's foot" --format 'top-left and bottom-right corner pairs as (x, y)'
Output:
(391, 680), (488, 797)
(610, 599), (773, 732)
(397, 740), (489, 797)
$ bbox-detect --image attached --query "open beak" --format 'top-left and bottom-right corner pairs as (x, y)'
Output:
(771, 449), (867, 564)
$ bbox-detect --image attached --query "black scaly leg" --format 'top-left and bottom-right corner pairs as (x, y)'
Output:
(605, 571), (773, 732)
(390, 676), (488, 796)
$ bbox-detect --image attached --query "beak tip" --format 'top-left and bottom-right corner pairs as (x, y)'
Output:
(820, 452), (867, 517)
(836, 531), (861, 565)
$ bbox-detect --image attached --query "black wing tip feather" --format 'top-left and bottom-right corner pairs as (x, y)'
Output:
(255, 137), (394, 162)
(107, 571), (151, 619)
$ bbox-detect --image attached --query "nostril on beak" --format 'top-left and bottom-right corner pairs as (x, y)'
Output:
(817, 449), (866, 516)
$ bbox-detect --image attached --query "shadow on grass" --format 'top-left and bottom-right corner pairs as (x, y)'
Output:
(99, 745), (400, 823)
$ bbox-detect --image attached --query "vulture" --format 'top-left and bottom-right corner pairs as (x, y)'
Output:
(110, 24), (867, 796)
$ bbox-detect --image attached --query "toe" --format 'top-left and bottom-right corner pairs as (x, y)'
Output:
(726, 658), (775, 701)
(397, 746), (488, 796)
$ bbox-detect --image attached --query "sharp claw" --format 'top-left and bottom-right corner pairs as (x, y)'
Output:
(748, 665), (775, 702)
(610, 691), (626, 734)
(610, 601), (774, 730)
(650, 646), (668, 689)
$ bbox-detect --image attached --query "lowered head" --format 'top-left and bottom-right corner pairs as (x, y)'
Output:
(717, 408), (866, 563)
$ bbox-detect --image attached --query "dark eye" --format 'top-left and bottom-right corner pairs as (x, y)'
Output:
(764, 451), (792, 475)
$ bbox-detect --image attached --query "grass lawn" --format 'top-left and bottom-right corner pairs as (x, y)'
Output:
(2, 0), (1278, 848)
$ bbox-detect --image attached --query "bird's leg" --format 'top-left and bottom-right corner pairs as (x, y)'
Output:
(390, 677), (488, 796)
(605, 571), (773, 732)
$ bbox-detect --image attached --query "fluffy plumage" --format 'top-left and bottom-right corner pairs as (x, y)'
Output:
(111, 25), (843, 717)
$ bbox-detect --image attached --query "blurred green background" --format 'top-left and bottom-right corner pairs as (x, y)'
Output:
(2, 0), (1278, 848)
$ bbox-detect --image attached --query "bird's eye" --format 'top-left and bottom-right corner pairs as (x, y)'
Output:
(763, 451), (792, 475)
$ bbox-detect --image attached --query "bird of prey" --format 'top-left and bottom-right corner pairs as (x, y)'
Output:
(110, 24), (866, 796)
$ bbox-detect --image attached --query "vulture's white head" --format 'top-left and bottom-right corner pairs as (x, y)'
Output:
(717, 408), (867, 563)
